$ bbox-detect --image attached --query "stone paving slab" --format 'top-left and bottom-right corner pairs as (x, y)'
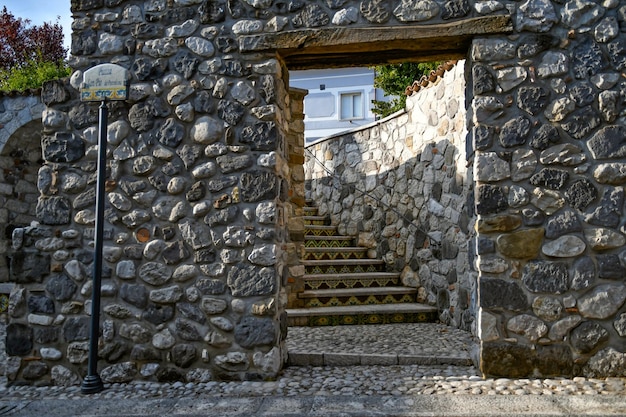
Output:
(3, 395), (626, 417)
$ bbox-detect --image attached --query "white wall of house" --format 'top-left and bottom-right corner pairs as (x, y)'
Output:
(289, 68), (387, 143)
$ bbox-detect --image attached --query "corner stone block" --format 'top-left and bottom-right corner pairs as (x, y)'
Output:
(41, 132), (85, 163)
(577, 284), (626, 319)
(62, 317), (90, 342)
(240, 171), (278, 202)
(480, 278), (528, 312)
(522, 260), (569, 294)
(570, 322), (609, 354)
(475, 184), (508, 215)
(6, 323), (33, 356)
(481, 342), (573, 378)
(36, 196), (71, 225)
(234, 317), (276, 348)
(227, 264), (276, 297)
(584, 348), (626, 377)
(496, 228), (544, 259)
(10, 252), (51, 284)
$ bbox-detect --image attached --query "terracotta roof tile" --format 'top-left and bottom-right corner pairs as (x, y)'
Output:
(405, 60), (458, 96)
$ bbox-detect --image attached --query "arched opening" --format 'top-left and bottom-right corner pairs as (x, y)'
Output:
(0, 118), (44, 283)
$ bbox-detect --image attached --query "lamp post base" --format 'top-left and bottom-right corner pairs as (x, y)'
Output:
(81, 374), (104, 394)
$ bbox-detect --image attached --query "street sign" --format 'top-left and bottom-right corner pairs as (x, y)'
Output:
(81, 63), (129, 102)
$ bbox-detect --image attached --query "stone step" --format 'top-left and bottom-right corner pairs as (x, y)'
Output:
(299, 286), (417, 308)
(304, 236), (355, 248)
(300, 286), (417, 298)
(303, 215), (328, 226)
(286, 303), (438, 326)
(303, 247), (369, 261)
(303, 272), (400, 289)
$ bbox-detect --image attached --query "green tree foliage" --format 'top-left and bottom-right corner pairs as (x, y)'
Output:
(372, 62), (441, 118)
(0, 7), (69, 92)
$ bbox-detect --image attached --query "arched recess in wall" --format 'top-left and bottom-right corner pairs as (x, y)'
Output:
(0, 117), (44, 282)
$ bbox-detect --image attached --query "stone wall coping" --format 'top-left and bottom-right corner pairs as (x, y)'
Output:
(0, 283), (15, 294)
(0, 88), (41, 98)
(305, 108), (407, 148)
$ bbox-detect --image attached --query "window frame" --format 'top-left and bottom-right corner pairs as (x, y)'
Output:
(339, 91), (365, 121)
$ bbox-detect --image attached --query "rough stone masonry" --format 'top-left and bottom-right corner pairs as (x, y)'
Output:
(304, 62), (473, 332)
(3, 0), (626, 385)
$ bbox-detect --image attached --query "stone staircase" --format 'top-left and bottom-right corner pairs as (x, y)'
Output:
(286, 204), (438, 326)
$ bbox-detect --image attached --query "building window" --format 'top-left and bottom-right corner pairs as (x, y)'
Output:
(340, 92), (363, 120)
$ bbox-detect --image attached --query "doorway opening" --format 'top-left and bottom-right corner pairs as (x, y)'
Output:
(282, 48), (477, 367)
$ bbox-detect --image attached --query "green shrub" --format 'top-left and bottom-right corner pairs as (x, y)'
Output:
(0, 59), (70, 92)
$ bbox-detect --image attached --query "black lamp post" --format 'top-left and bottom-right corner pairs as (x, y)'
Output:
(79, 64), (129, 394)
(81, 99), (107, 394)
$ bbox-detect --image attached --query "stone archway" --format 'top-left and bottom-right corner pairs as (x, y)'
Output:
(0, 94), (44, 285)
(0, 94), (44, 155)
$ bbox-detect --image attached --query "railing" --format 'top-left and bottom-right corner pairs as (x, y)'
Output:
(304, 146), (431, 238)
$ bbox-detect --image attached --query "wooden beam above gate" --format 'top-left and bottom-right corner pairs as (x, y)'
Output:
(239, 15), (513, 69)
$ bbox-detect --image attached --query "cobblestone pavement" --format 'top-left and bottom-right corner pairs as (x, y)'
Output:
(288, 323), (475, 356)
(2, 323), (626, 401)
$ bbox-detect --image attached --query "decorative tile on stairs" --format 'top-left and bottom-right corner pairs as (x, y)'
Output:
(288, 204), (437, 326)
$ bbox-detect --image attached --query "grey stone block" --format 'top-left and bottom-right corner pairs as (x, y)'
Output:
(324, 353), (360, 366)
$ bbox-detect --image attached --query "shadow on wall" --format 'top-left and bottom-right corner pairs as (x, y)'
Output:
(303, 61), (476, 331)
(305, 139), (474, 330)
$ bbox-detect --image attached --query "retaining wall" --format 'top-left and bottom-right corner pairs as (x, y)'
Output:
(304, 62), (474, 330)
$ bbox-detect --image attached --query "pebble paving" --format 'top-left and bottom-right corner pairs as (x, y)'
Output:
(2, 324), (626, 400)
(286, 323), (473, 357)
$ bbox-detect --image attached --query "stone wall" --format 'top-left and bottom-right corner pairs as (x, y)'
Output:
(5, 0), (626, 384)
(471, 1), (626, 377)
(0, 96), (44, 387)
(304, 62), (473, 330)
(4, 1), (299, 385)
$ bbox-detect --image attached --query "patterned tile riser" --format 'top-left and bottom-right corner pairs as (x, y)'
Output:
(305, 264), (384, 275)
(304, 239), (354, 248)
(303, 251), (367, 261)
(305, 228), (339, 237)
(302, 312), (438, 326)
(304, 276), (399, 290)
(304, 293), (416, 308)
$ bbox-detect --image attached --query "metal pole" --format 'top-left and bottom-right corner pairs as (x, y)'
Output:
(81, 100), (107, 394)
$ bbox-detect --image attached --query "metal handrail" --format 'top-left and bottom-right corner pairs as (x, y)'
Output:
(304, 147), (430, 237)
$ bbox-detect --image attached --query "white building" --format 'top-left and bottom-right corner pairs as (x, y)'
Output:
(289, 67), (386, 144)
